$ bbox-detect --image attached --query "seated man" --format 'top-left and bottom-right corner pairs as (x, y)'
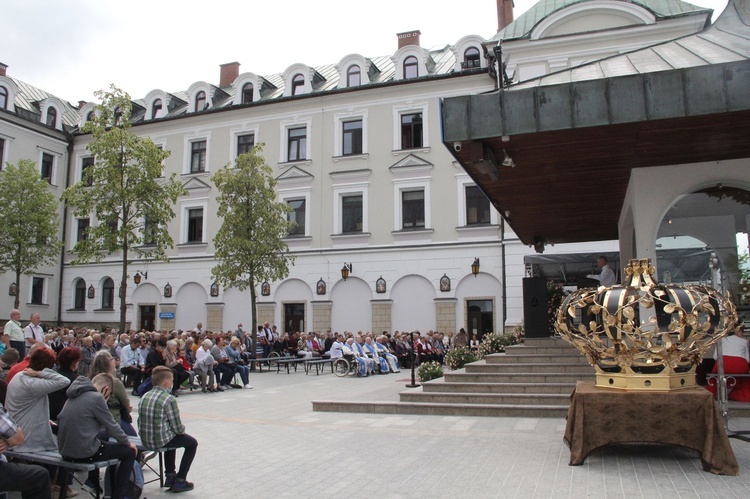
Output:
(138, 366), (197, 492)
(375, 335), (401, 373)
(364, 337), (389, 374)
(58, 374), (137, 499)
(119, 335), (145, 396)
(344, 338), (369, 377)
(0, 402), (51, 499)
(194, 339), (217, 392)
(352, 336), (376, 375)
(210, 336), (237, 389)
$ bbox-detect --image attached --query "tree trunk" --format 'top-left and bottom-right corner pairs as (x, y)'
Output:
(119, 242), (128, 334)
(250, 274), (257, 358)
(13, 268), (21, 309)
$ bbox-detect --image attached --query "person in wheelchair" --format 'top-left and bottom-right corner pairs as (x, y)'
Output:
(343, 337), (369, 377)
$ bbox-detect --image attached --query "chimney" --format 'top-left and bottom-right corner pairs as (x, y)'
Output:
(497, 0), (514, 32)
(397, 30), (421, 49)
(219, 62), (240, 87)
(0, 63), (7, 77)
(78, 100), (87, 110)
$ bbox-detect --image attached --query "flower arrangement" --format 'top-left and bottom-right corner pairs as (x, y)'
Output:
(417, 361), (444, 382)
(444, 346), (478, 370)
(546, 280), (570, 335)
(477, 332), (519, 357)
(512, 322), (525, 344)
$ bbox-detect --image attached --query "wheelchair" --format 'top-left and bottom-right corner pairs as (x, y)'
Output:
(333, 354), (359, 377)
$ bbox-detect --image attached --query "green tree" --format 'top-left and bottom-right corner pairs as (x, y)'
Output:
(211, 145), (294, 354)
(62, 86), (186, 334)
(0, 160), (62, 309)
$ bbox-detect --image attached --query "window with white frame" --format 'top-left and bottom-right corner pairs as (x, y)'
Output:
(342, 120), (363, 156)
(195, 91), (206, 111)
(346, 65), (361, 87)
(187, 208), (203, 243)
(143, 217), (157, 245)
(151, 99), (163, 120)
(401, 190), (425, 229)
(190, 140), (206, 173)
(0, 86), (7, 110)
(241, 83), (254, 104)
(341, 194), (363, 233)
(291, 74), (305, 96)
(101, 277), (115, 309)
(286, 198), (306, 236)
(0, 137), (6, 170)
(76, 218), (90, 243)
(403, 56), (419, 79)
(279, 119), (311, 163)
(465, 185), (491, 225)
(463, 47), (482, 69)
(393, 103), (429, 151)
(81, 157), (94, 186)
(287, 127), (306, 162)
(41, 152), (54, 183)
(30, 276), (45, 305)
(45, 107), (57, 128)
(237, 133), (255, 156)
(74, 278), (86, 310)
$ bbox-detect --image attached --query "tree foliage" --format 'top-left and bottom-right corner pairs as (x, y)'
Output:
(0, 160), (62, 308)
(211, 145), (294, 347)
(62, 85), (186, 333)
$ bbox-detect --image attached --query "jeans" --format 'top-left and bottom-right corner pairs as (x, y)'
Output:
(0, 461), (50, 499)
(163, 433), (198, 480)
(214, 363), (236, 386)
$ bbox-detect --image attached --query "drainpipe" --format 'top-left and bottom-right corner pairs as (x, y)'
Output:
(56, 135), (73, 326)
(501, 217), (507, 332)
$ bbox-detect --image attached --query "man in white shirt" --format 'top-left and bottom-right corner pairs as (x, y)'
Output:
(120, 335), (145, 395)
(4, 309), (24, 357)
(23, 313), (45, 351)
(587, 256), (617, 287)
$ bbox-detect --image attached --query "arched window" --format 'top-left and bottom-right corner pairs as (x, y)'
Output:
(46, 107), (57, 127)
(241, 83), (254, 104)
(464, 47), (481, 69)
(346, 65), (361, 87)
(403, 56), (419, 79)
(74, 279), (86, 309)
(195, 91), (206, 111)
(113, 107), (122, 126)
(0, 86), (7, 110)
(86, 110), (95, 122)
(102, 277), (115, 309)
(151, 99), (162, 119)
(291, 74), (305, 96)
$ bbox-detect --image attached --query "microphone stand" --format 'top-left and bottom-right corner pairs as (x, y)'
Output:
(406, 331), (420, 388)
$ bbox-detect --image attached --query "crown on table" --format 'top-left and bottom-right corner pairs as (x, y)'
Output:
(555, 258), (738, 391)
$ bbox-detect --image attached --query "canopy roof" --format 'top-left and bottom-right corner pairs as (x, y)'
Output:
(442, 0), (750, 249)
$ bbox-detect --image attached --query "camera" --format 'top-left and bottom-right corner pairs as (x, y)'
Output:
(453, 142), (462, 152)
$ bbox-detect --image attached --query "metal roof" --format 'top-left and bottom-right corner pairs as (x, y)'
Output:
(5, 77), (80, 130)
(491, 0), (713, 41)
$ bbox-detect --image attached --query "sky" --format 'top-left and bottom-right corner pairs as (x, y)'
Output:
(1, 0), (729, 104)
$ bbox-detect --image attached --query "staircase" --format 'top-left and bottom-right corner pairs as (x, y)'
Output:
(312, 337), (595, 417)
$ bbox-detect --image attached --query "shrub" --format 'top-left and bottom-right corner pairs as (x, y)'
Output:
(444, 346), (479, 370)
(477, 332), (519, 357)
(417, 361), (444, 382)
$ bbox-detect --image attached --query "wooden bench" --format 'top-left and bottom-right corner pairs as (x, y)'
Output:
(305, 358), (334, 375)
(4, 449), (119, 499)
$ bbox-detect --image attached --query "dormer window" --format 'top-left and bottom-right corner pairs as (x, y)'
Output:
(403, 56), (419, 79)
(241, 83), (254, 104)
(114, 107), (122, 126)
(46, 107), (57, 127)
(0, 86), (7, 110)
(195, 91), (206, 111)
(86, 111), (95, 122)
(463, 47), (481, 69)
(291, 74), (305, 96)
(347, 66), (361, 87)
(151, 99), (162, 119)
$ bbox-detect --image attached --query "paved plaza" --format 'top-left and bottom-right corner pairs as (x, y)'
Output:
(20, 368), (750, 498)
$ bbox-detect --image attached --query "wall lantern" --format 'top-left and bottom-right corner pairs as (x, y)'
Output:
(164, 283), (172, 298)
(471, 258), (480, 277)
(341, 263), (353, 281)
(133, 271), (148, 285)
(87, 285), (95, 299)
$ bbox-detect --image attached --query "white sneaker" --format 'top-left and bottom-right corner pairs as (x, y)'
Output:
(244, 384), (253, 389)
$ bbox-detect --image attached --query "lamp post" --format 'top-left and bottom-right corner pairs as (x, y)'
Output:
(405, 331), (420, 388)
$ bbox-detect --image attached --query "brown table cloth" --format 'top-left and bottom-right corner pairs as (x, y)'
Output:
(564, 381), (738, 475)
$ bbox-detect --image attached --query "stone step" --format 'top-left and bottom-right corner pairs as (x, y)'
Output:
(311, 400), (569, 418)
(485, 353), (589, 365)
(444, 372), (595, 384)
(465, 362), (595, 374)
(504, 345), (581, 356)
(421, 379), (577, 394)
(399, 391), (570, 405)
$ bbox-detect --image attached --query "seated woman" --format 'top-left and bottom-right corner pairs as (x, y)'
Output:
(89, 350), (136, 437)
(210, 335), (237, 389)
(165, 339), (190, 395)
(708, 326), (750, 402)
(227, 337), (252, 389)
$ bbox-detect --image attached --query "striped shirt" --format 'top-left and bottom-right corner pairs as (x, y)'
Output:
(137, 386), (185, 449)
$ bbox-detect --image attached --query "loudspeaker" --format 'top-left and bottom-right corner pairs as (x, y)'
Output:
(523, 277), (549, 338)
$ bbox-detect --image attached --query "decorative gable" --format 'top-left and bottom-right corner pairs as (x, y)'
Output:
(182, 177), (212, 192)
